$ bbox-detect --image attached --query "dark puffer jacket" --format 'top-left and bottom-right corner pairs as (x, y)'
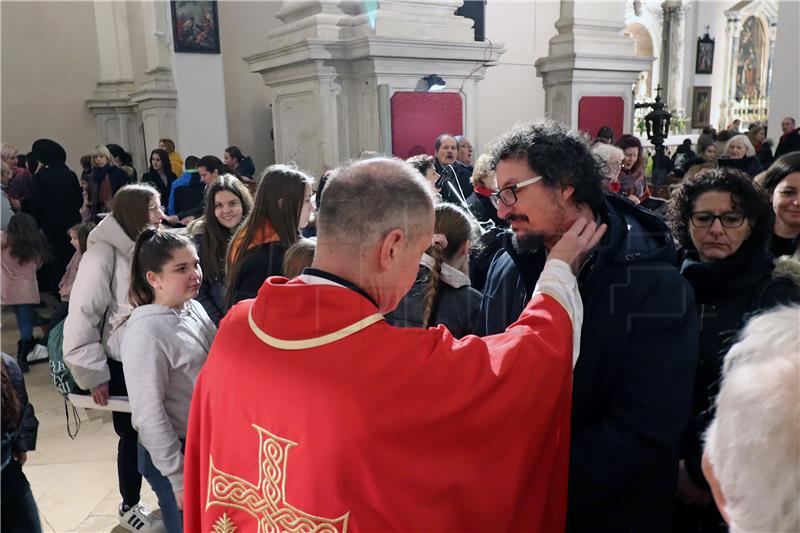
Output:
(475, 194), (699, 533)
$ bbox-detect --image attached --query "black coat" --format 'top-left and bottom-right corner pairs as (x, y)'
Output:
(141, 170), (177, 209)
(386, 265), (481, 338)
(679, 243), (800, 489)
(775, 128), (800, 158)
(227, 241), (286, 308)
(434, 160), (474, 206)
(29, 164), (83, 291)
(90, 164), (130, 215)
(466, 190), (506, 229)
(193, 234), (226, 326)
(1, 353), (38, 470)
(475, 194), (699, 533)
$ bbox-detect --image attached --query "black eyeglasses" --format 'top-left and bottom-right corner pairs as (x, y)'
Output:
(490, 176), (543, 209)
(690, 211), (746, 228)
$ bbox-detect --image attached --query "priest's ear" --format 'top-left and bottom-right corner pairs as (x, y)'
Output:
(377, 228), (406, 272)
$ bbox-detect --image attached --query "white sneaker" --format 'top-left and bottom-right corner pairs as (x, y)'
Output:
(119, 503), (165, 532)
(27, 344), (49, 363)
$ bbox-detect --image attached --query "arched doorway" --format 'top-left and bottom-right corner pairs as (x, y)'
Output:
(624, 23), (654, 100)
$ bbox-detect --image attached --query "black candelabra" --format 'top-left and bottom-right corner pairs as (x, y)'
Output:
(634, 85), (673, 185)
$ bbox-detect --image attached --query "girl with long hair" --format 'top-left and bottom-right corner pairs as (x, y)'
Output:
(122, 229), (216, 533)
(63, 184), (165, 532)
(141, 149), (178, 209)
(226, 164), (313, 307)
(386, 203), (482, 338)
(1, 214), (50, 371)
(193, 175), (253, 324)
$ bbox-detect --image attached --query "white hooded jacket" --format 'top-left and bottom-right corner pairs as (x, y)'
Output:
(63, 214), (134, 390)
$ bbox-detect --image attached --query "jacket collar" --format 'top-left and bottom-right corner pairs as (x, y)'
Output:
(420, 253), (471, 289)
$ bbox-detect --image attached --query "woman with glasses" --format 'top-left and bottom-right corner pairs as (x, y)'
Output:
(666, 167), (800, 533)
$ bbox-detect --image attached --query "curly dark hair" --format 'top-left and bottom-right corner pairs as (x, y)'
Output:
(760, 152), (800, 195)
(487, 120), (605, 211)
(406, 154), (435, 176)
(666, 167), (773, 250)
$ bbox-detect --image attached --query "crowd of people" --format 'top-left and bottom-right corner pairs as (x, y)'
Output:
(1, 116), (798, 533)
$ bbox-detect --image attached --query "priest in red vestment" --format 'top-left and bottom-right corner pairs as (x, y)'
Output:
(184, 157), (605, 532)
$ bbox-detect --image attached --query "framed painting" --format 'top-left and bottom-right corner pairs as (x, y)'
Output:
(695, 33), (715, 74)
(691, 86), (712, 128)
(171, 1), (220, 54)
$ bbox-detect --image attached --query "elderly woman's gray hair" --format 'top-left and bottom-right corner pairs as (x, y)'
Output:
(317, 157), (435, 246)
(591, 143), (624, 181)
(704, 304), (800, 533)
(724, 134), (756, 158)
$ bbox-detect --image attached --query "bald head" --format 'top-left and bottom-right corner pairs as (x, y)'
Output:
(317, 157), (435, 247)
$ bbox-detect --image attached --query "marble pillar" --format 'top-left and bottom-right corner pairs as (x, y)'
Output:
(664, 0), (688, 113)
(535, 0), (653, 133)
(244, 0), (502, 176)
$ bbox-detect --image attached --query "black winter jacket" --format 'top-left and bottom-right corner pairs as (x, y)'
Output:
(193, 234), (227, 325)
(679, 243), (800, 489)
(386, 264), (481, 338)
(775, 128), (800, 158)
(475, 194), (699, 533)
(466, 190), (506, 229)
(434, 160), (474, 206)
(227, 241), (286, 308)
(141, 170), (177, 209)
(1, 353), (38, 471)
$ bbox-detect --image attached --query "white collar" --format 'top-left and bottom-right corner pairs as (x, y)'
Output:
(420, 253), (471, 289)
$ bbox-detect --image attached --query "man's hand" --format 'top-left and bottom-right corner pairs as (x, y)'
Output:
(180, 215), (195, 225)
(91, 382), (110, 406)
(548, 218), (607, 274)
(174, 490), (184, 511)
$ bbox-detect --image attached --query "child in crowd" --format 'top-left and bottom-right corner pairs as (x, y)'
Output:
(283, 238), (316, 278)
(386, 203), (481, 338)
(59, 222), (95, 303)
(0, 214), (50, 372)
(121, 230), (216, 533)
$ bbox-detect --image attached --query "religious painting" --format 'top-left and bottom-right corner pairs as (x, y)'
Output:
(171, 1), (220, 54)
(691, 86), (712, 129)
(735, 16), (764, 100)
(695, 33), (715, 74)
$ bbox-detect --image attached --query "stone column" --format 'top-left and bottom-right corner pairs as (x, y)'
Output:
(719, 12), (741, 128)
(767, 0), (800, 145)
(244, 0), (502, 176)
(129, 0), (178, 156)
(664, 0), (688, 112)
(86, 1), (139, 158)
(535, 0), (653, 133)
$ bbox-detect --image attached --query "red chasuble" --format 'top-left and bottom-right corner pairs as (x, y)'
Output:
(184, 275), (573, 532)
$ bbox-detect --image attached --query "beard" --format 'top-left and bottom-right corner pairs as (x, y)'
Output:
(512, 230), (546, 254)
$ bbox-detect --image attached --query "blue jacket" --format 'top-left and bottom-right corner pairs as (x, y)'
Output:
(167, 169), (198, 216)
(475, 194), (699, 533)
(1, 353), (38, 471)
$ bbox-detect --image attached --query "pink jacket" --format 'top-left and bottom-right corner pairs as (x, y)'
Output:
(0, 232), (41, 305)
(59, 250), (82, 301)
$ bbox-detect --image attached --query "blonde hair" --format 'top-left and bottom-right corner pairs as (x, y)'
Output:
(92, 145), (113, 166)
(470, 153), (495, 187)
(724, 134), (756, 158)
(1, 143), (18, 162)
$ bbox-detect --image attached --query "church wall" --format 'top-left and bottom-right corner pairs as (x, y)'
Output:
(126, 1), (150, 92)
(218, 1), (282, 175)
(476, 1), (559, 157)
(688, 0), (731, 131)
(1, 1), (100, 171)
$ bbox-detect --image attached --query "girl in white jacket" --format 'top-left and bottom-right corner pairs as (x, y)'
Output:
(63, 184), (165, 532)
(122, 229), (216, 533)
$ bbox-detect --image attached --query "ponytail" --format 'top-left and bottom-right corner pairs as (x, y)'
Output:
(421, 242), (445, 329)
(129, 229), (195, 307)
(420, 204), (476, 329)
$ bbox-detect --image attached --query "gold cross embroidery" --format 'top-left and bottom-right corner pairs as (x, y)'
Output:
(206, 424), (349, 533)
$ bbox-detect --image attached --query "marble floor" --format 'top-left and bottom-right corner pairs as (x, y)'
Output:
(2, 305), (160, 532)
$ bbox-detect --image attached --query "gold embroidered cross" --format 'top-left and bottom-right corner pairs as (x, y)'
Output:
(206, 424), (349, 533)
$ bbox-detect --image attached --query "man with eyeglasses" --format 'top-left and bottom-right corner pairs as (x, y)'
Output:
(475, 121), (699, 533)
(433, 133), (473, 206)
